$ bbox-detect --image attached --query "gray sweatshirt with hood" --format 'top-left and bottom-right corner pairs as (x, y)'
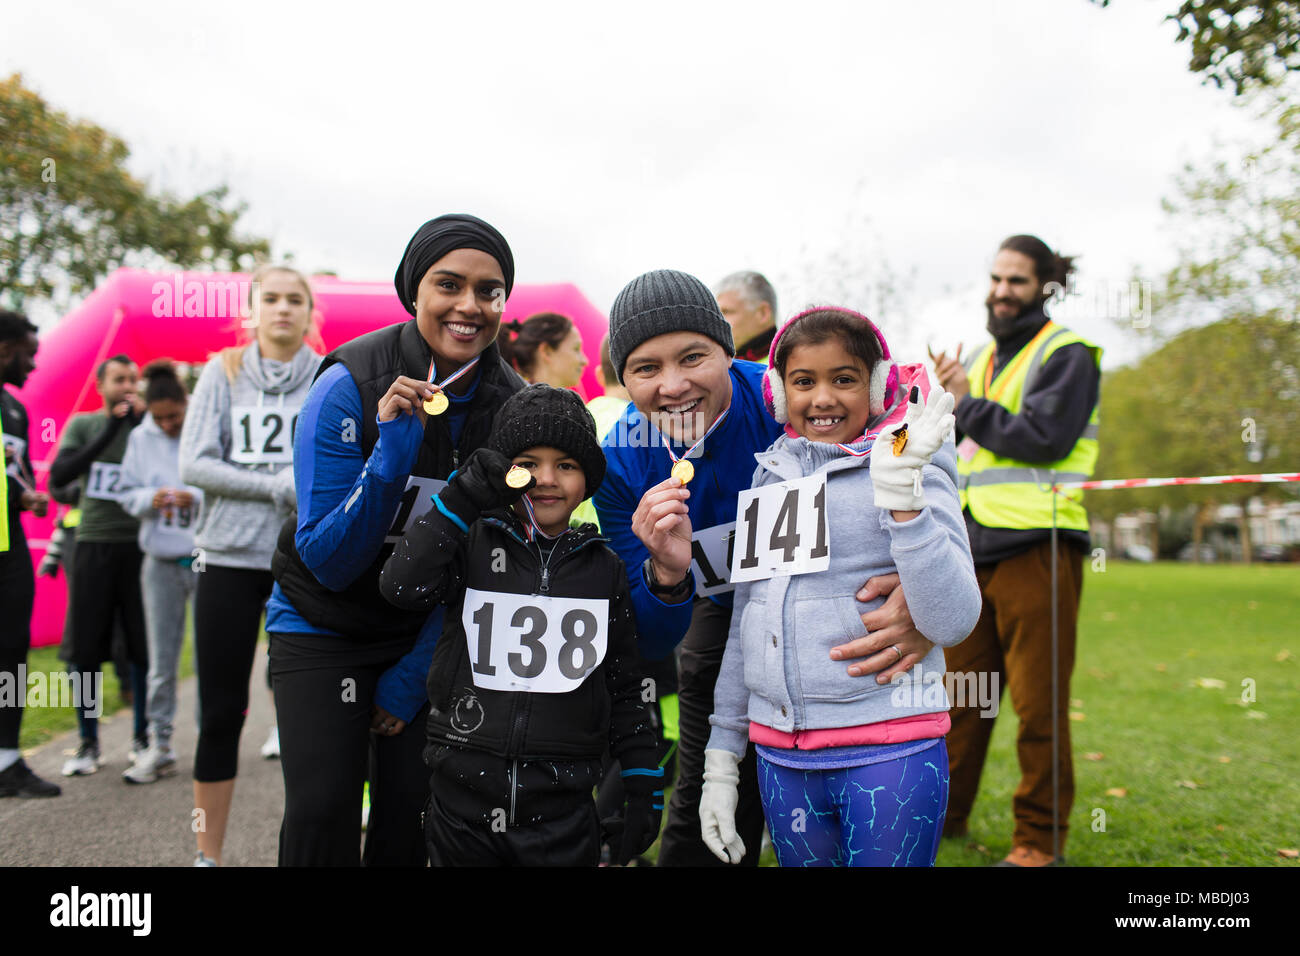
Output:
(179, 342), (321, 569)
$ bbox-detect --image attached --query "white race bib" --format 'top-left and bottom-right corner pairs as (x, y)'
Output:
(956, 436), (980, 463)
(229, 405), (300, 465)
(384, 475), (449, 543)
(730, 473), (830, 584)
(690, 521), (738, 598)
(3, 434), (26, 480)
(460, 588), (609, 694)
(151, 489), (204, 552)
(85, 462), (125, 501)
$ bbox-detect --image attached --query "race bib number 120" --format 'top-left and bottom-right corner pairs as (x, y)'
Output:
(729, 473), (830, 584)
(230, 406), (299, 465)
(461, 588), (609, 694)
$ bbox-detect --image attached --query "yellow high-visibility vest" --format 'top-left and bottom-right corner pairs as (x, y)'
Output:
(956, 321), (1101, 532)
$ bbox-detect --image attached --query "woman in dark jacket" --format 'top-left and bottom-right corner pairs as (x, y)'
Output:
(267, 214), (525, 866)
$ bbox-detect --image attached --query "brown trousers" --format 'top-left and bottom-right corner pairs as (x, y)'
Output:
(943, 538), (1084, 857)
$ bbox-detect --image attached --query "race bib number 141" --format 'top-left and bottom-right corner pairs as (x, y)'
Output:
(461, 589), (609, 694)
(729, 473), (830, 584)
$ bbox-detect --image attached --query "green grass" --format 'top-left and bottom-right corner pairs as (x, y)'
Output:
(18, 621), (197, 752)
(936, 561), (1299, 867)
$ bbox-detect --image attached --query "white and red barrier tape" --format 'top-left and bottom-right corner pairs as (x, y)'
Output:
(1054, 471), (1300, 491)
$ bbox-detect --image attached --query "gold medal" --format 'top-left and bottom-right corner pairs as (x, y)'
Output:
(505, 465), (531, 489)
(423, 390), (449, 416)
(891, 423), (909, 456)
(671, 459), (694, 485)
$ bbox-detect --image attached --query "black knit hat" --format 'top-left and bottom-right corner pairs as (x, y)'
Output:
(608, 269), (735, 384)
(489, 385), (607, 500)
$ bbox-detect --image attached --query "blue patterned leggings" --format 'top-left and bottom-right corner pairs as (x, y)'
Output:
(757, 739), (949, 867)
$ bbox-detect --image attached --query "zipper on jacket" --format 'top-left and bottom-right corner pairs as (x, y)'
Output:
(508, 758), (518, 825)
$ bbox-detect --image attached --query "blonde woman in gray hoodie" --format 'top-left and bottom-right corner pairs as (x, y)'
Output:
(178, 265), (322, 866)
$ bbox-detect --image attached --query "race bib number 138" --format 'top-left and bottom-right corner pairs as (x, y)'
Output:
(460, 589), (608, 694)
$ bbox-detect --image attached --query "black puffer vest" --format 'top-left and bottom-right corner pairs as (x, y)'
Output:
(271, 320), (526, 640)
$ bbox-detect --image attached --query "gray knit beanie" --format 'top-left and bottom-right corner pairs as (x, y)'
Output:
(608, 269), (736, 384)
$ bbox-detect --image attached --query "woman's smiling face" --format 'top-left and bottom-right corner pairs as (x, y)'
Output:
(414, 248), (508, 377)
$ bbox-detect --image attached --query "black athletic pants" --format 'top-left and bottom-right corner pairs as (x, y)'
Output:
(656, 597), (766, 867)
(270, 632), (429, 867)
(0, 531), (34, 749)
(193, 565), (272, 782)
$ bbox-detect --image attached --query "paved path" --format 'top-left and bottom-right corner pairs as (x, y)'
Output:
(0, 654), (284, 866)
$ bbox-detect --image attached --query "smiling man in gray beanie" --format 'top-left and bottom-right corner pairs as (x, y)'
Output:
(592, 268), (937, 866)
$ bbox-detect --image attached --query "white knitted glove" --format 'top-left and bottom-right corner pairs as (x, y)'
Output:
(700, 748), (746, 864)
(870, 384), (956, 512)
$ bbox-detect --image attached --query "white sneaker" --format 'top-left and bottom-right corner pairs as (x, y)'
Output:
(194, 852), (217, 867)
(261, 726), (280, 759)
(122, 744), (178, 784)
(62, 742), (101, 776)
(129, 736), (149, 765)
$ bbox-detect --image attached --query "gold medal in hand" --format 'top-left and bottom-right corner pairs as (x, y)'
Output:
(671, 460), (694, 485)
(505, 465), (531, 489)
(423, 390), (449, 416)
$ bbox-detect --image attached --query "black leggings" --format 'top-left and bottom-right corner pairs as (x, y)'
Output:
(270, 632), (430, 867)
(0, 538), (34, 750)
(193, 565), (273, 782)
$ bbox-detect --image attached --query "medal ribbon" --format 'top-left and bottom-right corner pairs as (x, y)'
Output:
(659, 405), (731, 473)
(519, 493), (566, 543)
(426, 354), (481, 396)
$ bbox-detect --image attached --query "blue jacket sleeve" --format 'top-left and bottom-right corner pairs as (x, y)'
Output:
(592, 455), (695, 662)
(373, 606), (444, 723)
(294, 364), (424, 591)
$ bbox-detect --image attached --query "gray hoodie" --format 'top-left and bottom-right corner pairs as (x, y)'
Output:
(179, 342), (321, 569)
(708, 434), (982, 758)
(119, 412), (205, 559)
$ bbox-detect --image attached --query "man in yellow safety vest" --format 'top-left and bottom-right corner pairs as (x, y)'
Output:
(932, 234), (1101, 867)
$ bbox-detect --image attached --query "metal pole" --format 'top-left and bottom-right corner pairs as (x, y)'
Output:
(1050, 474), (1060, 862)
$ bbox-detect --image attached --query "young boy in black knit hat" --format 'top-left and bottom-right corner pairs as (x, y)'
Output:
(379, 384), (663, 866)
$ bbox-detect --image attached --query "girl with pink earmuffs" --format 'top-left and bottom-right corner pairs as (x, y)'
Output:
(699, 306), (981, 867)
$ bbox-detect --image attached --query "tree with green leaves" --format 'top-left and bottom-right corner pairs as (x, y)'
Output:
(0, 72), (270, 311)
(1093, 1), (1300, 95)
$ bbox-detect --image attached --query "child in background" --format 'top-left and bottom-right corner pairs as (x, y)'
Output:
(380, 384), (662, 866)
(701, 307), (981, 867)
(118, 360), (204, 784)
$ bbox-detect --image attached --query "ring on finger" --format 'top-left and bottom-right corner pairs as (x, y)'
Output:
(891, 644), (902, 663)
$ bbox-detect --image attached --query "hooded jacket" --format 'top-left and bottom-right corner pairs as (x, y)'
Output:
(179, 342), (320, 569)
(378, 500), (658, 771)
(708, 364), (982, 758)
(118, 413), (205, 559)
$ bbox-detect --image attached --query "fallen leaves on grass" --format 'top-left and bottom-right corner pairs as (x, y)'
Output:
(1155, 663), (1167, 672)
(1245, 710), (1268, 720)
(1191, 677), (1226, 689)
(1084, 752), (1105, 761)
(1278, 849), (1299, 859)
(1101, 611), (1117, 622)
(1106, 787), (1128, 798)
(1175, 780), (1199, 789)
(1069, 711), (1086, 721)
(1218, 756), (1231, 764)
(1276, 649), (1293, 663)
(1070, 698), (1084, 707)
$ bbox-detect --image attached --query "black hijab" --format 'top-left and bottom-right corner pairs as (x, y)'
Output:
(393, 213), (515, 316)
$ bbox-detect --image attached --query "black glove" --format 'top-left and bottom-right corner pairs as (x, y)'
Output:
(437, 447), (535, 528)
(601, 767), (665, 866)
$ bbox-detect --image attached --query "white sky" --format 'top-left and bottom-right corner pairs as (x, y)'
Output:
(0, 0), (1272, 369)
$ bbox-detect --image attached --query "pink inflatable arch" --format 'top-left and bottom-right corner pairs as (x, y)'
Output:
(12, 268), (611, 648)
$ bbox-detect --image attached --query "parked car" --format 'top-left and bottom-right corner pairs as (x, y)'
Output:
(1122, 545), (1155, 563)
(1177, 543), (1217, 562)
(1254, 544), (1288, 562)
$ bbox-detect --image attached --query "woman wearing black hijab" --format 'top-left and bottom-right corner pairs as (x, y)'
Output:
(268, 214), (526, 866)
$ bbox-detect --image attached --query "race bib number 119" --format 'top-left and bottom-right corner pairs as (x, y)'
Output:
(729, 473), (830, 584)
(461, 589), (609, 694)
